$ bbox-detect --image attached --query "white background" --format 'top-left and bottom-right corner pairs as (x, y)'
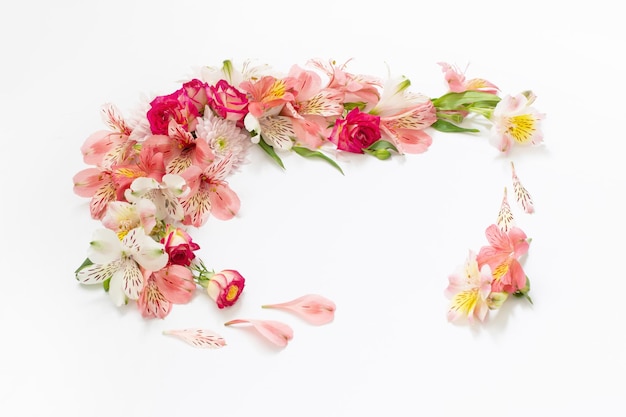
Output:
(1, 1), (624, 416)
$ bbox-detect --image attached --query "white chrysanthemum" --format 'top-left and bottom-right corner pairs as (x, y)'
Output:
(195, 110), (252, 172)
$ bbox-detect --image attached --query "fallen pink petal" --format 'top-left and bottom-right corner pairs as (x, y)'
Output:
(262, 294), (336, 325)
(163, 328), (226, 348)
(224, 319), (293, 347)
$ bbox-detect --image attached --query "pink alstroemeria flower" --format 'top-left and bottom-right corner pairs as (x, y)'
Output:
(224, 319), (293, 348)
(369, 76), (437, 154)
(137, 264), (196, 319)
(438, 62), (499, 94)
(477, 224), (530, 293)
(180, 156), (241, 226)
(240, 75), (297, 118)
(262, 294), (336, 325)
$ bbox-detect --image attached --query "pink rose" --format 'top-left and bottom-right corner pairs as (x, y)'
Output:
(161, 227), (200, 266)
(206, 269), (245, 309)
(182, 79), (209, 113)
(207, 80), (249, 123)
(147, 90), (199, 135)
(329, 108), (381, 153)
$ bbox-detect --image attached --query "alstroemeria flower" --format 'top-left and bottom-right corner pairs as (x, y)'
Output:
(489, 93), (545, 153)
(124, 174), (188, 223)
(280, 64), (344, 149)
(76, 228), (168, 306)
(224, 319), (293, 348)
(438, 62), (499, 94)
(477, 224), (530, 293)
(262, 294), (336, 325)
(179, 156), (241, 226)
(308, 58), (382, 105)
(206, 269), (245, 308)
(445, 250), (493, 323)
(137, 264), (196, 319)
(240, 75), (297, 118)
(101, 199), (157, 237)
(369, 76), (437, 154)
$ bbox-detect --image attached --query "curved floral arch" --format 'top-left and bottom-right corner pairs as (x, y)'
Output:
(73, 59), (543, 348)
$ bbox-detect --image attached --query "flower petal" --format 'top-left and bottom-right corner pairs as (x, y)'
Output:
(163, 328), (226, 348)
(511, 161), (535, 214)
(76, 260), (121, 285)
(88, 228), (122, 265)
(224, 319), (293, 347)
(262, 294), (336, 325)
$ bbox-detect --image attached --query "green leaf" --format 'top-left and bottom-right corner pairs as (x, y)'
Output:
(292, 146), (344, 175)
(365, 140), (399, 153)
(431, 91), (500, 111)
(257, 137), (285, 169)
(430, 119), (480, 133)
(343, 102), (367, 112)
(75, 257), (93, 274)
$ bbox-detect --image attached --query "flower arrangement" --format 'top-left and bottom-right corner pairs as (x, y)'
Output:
(445, 162), (535, 323)
(73, 59), (544, 347)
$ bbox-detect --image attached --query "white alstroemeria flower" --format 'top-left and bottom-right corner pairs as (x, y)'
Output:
(200, 59), (274, 87)
(243, 111), (294, 151)
(76, 228), (168, 306)
(101, 198), (157, 235)
(125, 175), (188, 223)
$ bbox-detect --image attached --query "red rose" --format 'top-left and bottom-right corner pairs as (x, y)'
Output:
(147, 90), (199, 135)
(329, 108), (381, 153)
(161, 227), (200, 266)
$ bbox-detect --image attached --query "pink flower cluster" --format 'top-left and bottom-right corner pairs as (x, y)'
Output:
(445, 163), (535, 324)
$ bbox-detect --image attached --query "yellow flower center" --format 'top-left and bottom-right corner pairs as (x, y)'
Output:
(451, 289), (479, 316)
(266, 80), (287, 101)
(226, 285), (239, 301)
(506, 114), (536, 144)
(492, 262), (510, 281)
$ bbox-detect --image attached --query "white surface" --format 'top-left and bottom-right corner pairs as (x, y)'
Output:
(1, 1), (624, 416)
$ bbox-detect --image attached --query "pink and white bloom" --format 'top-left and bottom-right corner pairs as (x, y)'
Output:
(179, 156), (241, 226)
(307, 58), (382, 105)
(124, 174), (188, 223)
(76, 228), (168, 306)
(101, 199), (158, 237)
(137, 264), (196, 319)
(477, 224), (530, 293)
(224, 319), (293, 348)
(369, 76), (437, 154)
(489, 93), (545, 153)
(445, 250), (493, 323)
(262, 294), (336, 325)
(438, 62), (499, 94)
(206, 269), (245, 309)
(280, 64), (344, 149)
